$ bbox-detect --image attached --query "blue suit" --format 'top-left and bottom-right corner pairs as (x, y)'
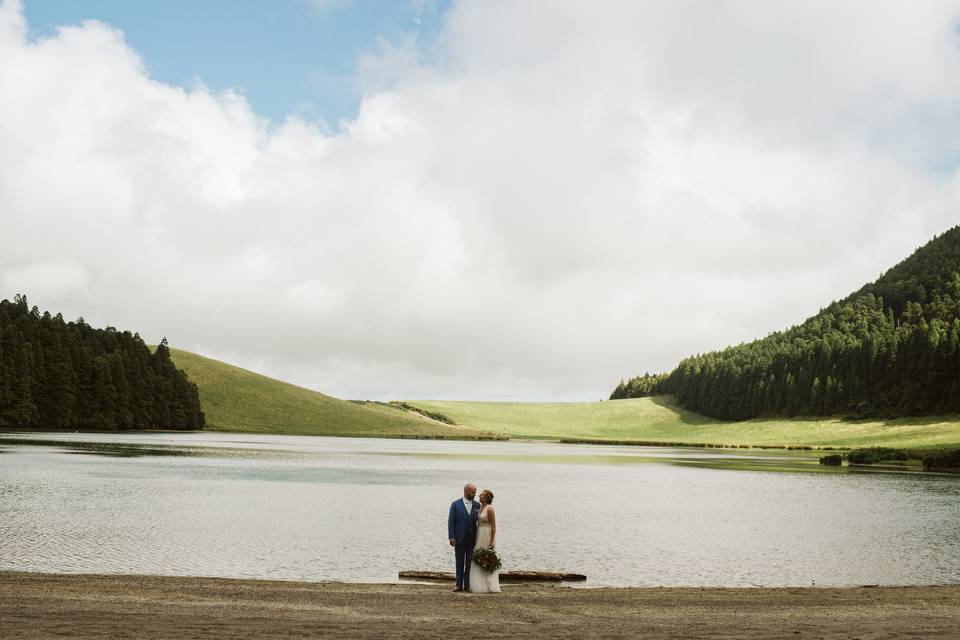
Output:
(448, 498), (480, 589)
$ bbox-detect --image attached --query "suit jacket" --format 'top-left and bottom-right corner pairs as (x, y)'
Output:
(448, 498), (481, 544)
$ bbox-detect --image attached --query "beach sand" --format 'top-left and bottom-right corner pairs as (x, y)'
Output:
(2, 571), (959, 639)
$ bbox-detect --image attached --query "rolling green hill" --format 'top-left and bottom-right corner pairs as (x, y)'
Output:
(405, 396), (960, 449)
(164, 348), (489, 438)
(161, 347), (960, 448)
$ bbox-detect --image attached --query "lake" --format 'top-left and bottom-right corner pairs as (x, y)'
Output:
(2, 432), (959, 587)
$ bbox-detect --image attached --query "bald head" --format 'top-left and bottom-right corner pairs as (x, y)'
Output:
(463, 484), (477, 500)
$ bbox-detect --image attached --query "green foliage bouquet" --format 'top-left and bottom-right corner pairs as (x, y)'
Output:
(472, 547), (502, 572)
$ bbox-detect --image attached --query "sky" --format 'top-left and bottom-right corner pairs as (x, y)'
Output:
(2, 0), (960, 401)
(21, 0), (451, 126)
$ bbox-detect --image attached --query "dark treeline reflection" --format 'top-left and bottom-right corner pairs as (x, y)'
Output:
(614, 225), (960, 420)
(0, 295), (204, 430)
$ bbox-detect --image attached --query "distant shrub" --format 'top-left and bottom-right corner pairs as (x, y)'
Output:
(848, 450), (880, 464)
(922, 448), (960, 472)
(848, 448), (909, 464)
(387, 402), (456, 425)
(819, 454), (843, 466)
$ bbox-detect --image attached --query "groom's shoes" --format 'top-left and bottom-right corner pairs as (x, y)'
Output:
(452, 587), (463, 592)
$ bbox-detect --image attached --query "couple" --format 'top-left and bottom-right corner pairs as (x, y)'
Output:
(447, 483), (500, 593)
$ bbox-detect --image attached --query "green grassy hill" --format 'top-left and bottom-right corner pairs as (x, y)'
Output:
(405, 396), (960, 449)
(160, 347), (960, 448)
(165, 348), (490, 438)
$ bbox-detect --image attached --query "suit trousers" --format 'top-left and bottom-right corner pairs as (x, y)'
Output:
(454, 532), (476, 589)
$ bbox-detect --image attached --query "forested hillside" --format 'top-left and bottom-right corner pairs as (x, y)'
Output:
(613, 226), (960, 420)
(0, 295), (204, 430)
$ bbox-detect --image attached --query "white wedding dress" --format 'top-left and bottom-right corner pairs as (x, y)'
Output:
(470, 506), (501, 593)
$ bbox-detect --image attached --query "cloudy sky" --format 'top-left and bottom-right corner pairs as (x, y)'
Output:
(2, 0), (959, 401)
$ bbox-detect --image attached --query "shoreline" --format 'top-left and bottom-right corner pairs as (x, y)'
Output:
(0, 427), (509, 442)
(6, 430), (960, 476)
(3, 572), (959, 639)
(4, 426), (960, 450)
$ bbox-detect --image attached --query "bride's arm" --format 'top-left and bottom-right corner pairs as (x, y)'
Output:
(488, 507), (496, 548)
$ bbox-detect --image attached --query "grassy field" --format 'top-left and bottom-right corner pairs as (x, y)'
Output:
(165, 348), (490, 438)
(405, 396), (960, 449)
(161, 347), (960, 448)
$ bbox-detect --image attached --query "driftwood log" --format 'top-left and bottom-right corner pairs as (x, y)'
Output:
(399, 571), (586, 583)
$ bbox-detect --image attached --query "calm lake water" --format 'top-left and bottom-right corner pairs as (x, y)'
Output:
(2, 432), (959, 587)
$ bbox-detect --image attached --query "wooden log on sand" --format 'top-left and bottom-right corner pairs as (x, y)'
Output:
(399, 570), (586, 583)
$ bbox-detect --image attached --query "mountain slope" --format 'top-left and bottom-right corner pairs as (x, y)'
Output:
(165, 348), (487, 438)
(614, 226), (960, 420)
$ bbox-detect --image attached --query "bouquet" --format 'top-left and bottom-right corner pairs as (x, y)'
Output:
(471, 547), (502, 572)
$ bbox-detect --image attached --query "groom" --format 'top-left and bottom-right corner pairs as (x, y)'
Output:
(447, 483), (480, 592)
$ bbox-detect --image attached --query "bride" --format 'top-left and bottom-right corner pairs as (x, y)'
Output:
(470, 489), (500, 593)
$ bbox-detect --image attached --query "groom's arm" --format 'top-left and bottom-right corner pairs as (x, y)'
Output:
(448, 502), (456, 545)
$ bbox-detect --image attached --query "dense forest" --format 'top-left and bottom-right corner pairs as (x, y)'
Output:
(612, 226), (960, 420)
(610, 373), (667, 400)
(0, 295), (205, 430)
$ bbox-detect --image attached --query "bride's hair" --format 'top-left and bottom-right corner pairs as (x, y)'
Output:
(483, 489), (494, 504)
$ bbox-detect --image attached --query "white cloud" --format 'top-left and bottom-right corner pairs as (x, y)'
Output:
(1, 0), (959, 400)
(0, 261), (91, 302)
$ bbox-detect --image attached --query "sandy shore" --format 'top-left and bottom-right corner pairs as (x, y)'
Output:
(2, 572), (959, 639)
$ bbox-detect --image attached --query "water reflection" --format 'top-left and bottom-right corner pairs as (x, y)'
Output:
(0, 433), (916, 475)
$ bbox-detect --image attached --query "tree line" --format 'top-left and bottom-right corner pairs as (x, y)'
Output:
(0, 295), (205, 430)
(612, 226), (960, 420)
(610, 372), (666, 400)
